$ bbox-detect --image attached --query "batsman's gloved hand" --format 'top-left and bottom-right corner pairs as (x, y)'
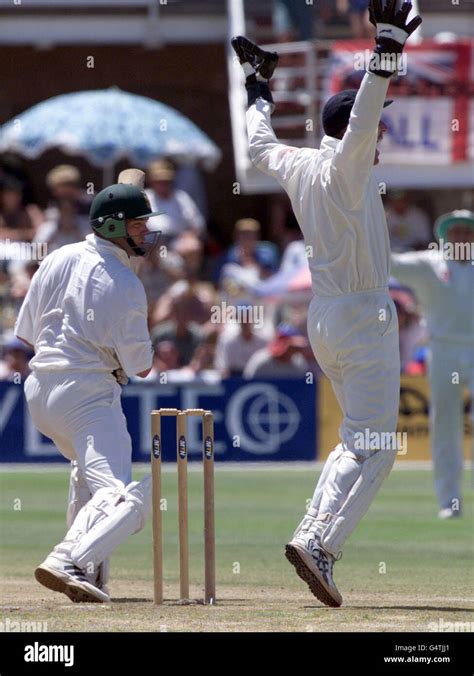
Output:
(113, 368), (129, 386)
(368, 0), (422, 78)
(231, 35), (279, 110)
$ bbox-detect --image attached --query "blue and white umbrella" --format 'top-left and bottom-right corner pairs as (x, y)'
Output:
(0, 87), (221, 183)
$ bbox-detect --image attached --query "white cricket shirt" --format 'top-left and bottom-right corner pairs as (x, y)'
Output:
(15, 234), (153, 375)
(391, 250), (474, 344)
(246, 72), (391, 297)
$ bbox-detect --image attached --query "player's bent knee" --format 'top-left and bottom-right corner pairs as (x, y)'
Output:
(70, 476), (152, 569)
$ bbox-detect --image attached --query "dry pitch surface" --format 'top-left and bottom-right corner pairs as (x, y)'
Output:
(1, 464), (473, 632)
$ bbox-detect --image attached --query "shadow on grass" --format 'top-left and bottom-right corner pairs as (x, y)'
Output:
(302, 605), (472, 612)
(111, 599), (471, 612)
(111, 598), (248, 606)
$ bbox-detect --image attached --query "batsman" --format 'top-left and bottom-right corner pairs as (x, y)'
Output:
(16, 177), (159, 603)
(232, 0), (422, 607)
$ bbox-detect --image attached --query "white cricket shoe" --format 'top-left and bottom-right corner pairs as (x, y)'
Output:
(89, 562), (109, 596)
(438, 507), (461, 520)
(35, 555), (110, 604)
(285, 532), (342, 608)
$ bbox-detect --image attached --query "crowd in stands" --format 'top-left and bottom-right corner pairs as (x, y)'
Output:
(1, 0), (460, 383)
(0, 155), (436, 383)
(272, 0), (374, 41)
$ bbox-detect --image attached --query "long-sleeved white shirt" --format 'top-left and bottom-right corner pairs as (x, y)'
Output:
(246, 72), (391, 297)
(15, 234), (153, 375)
(391, 250), (474, 345)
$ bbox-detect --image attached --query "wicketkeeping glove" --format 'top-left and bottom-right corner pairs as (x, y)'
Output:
(231, 35), (279, 110)
(368, 0), (422, 78)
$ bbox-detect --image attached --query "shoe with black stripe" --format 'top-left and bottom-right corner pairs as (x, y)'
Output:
(35, 555), (110, 604)
(285, 534), (342, 608)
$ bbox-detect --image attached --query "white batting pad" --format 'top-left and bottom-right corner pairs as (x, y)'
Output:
(66, 461), (92, 529)
(311, 445), (397, 557)
(70, 476), (152, 571)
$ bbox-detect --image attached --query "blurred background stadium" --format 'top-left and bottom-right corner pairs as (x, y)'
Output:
(0, 0), (472, 464)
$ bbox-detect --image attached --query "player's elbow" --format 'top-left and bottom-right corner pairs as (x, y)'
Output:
(248, 136), (273, 166)
(136, 367), (151, 378)
(248, 143), (264, 167)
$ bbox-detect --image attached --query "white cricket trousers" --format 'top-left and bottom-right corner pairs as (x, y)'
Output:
(24, 370), (132, 492)
(427, 339), (473, 511)
(306, 288), (400, 557)
(24, 371), (151, 574)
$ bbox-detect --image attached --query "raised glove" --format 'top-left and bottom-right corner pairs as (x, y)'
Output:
(368, 0), (422, 78)
(231, 35), (279, 109)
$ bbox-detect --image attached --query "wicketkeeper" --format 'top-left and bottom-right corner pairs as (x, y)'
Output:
(232, 0), (422, 607)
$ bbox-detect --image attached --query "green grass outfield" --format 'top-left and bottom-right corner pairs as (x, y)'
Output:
(0, 464), (473, 632)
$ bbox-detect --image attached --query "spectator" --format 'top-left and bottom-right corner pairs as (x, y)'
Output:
(406, 345), (428, 376)
(141, 338), (218, 384)
(0, 260), (9, 293)
(151, 234), (216, 332)
(277, 211), (307, 273)
(0, 177), (35, 242)
(214, 312), (267, 377)
(273, 0), (315, 41)
(151, 291), (205, 367)
(217, 218), (279, 291)
(145, 159), (205, 241)
(243, 324), (309, 379)
(34, 200), (89, 252)
(0, 258), (19, 334)
(0, 157), (36, 205)
(153, 340), (181, 373)
(152, 279), (215, 338)
(44, 164), (91, 231)
(165, 341), (219, 384)
(136, 339), (181, 382)
(336, 0), (374, 39)
(152, 239), (215, 324)
(9, 260), (39, 304)
(390, 287), (426, 374)
(0, 336), (32, 381)
(248, 211), (309, 297)
(275, 298), (312, 340)
(174, 232), (207, 283)
(174, 165), (209, 222)
(136, 246), (183, 313)
(385, 191), (432, 252)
